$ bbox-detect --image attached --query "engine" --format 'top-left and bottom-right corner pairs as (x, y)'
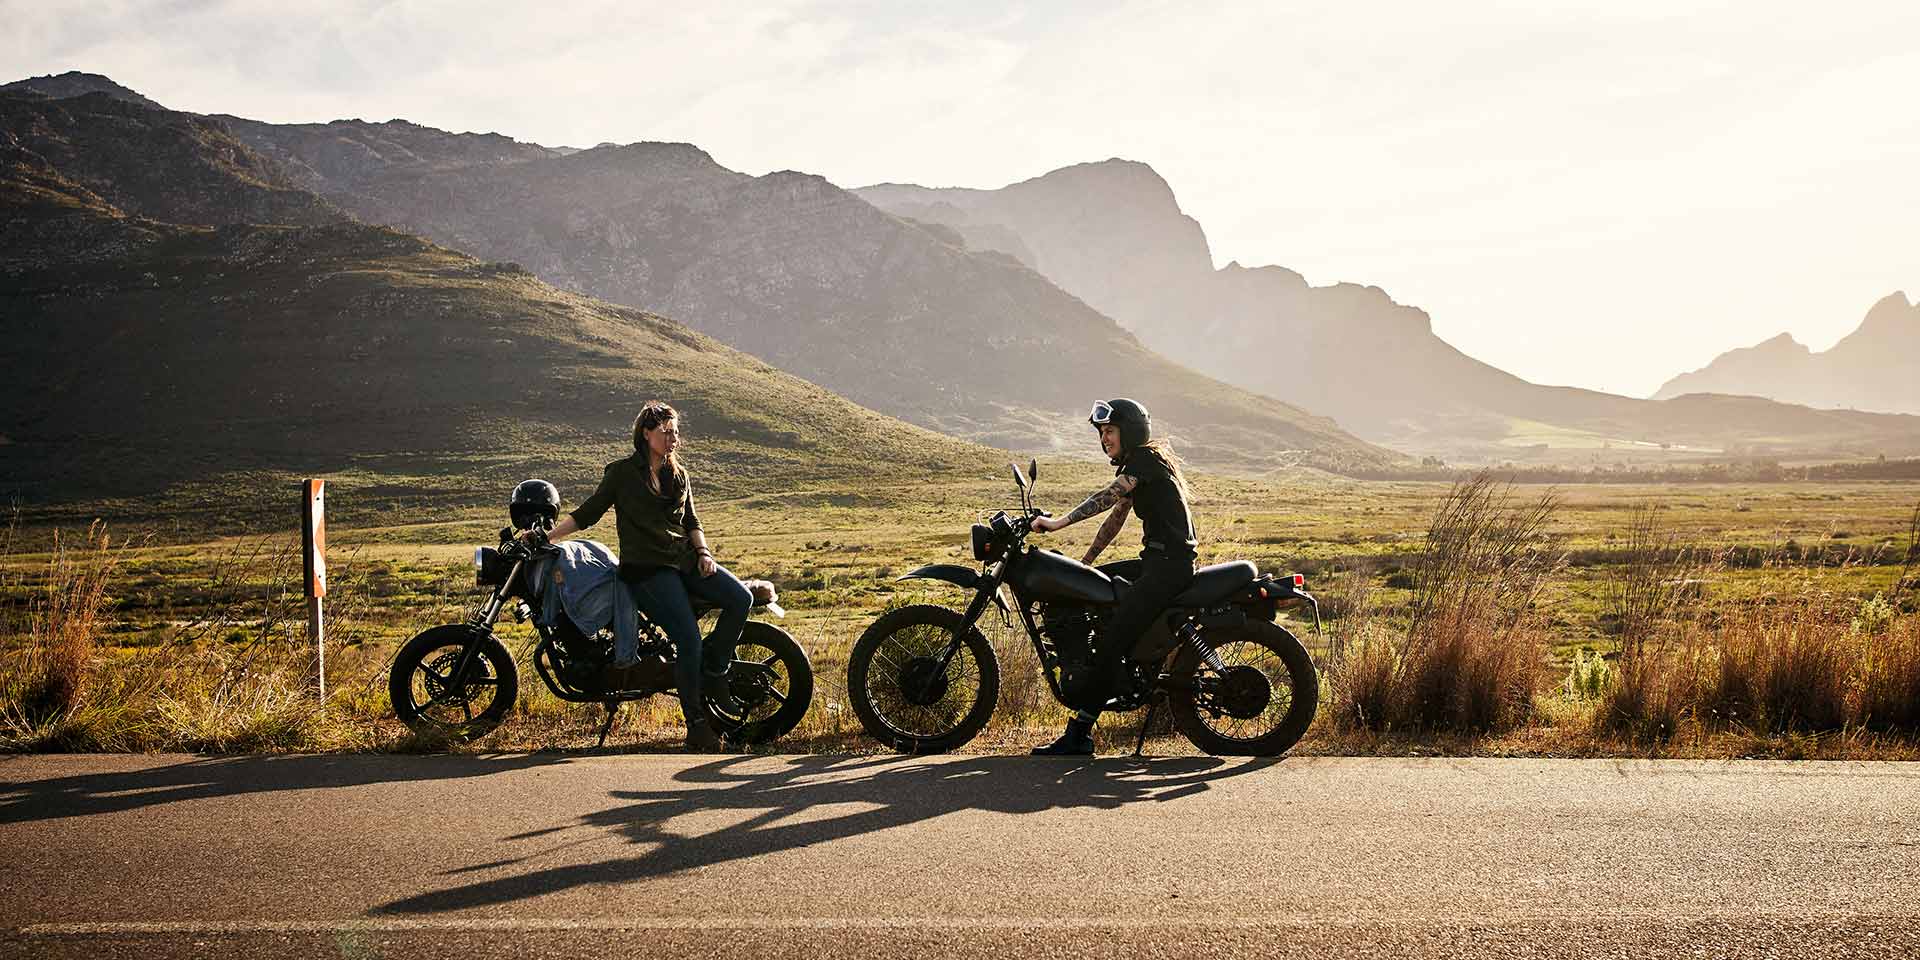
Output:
(1040, 603), (1099, 664)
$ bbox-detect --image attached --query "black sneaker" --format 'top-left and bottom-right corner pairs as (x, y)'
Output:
(1031, 717), (1096, 756)
(703, 668), (744, 718)
(684, 719), (723, 752)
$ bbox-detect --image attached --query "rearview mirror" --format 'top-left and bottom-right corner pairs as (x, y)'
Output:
(1027, 459), (1038, 485)
(1009, 461), (1028, 490)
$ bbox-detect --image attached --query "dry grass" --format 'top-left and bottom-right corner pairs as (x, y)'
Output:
(0, 528), (382, 752)
(1595, 505), (1709, 741)
(1329, 473), (1559, 733)
(0, 522), (122, 734)
(6, 489), (1920, 757)
(1594, 499), (1920, 740)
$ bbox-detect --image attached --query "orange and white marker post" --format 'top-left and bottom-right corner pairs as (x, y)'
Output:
(301, 478), (327, 702)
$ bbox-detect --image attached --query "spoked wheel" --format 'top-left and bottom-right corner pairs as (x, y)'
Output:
(847, 604), (999, 753)
(1167, 620), (1317, 756)
(389, 624), (519, 742)
(713, 620), (814, 746)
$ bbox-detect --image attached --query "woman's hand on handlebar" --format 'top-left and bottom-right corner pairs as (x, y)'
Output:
(1030, 512), (1061, 534)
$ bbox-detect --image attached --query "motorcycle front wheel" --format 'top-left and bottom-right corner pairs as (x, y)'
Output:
(389, 624), (518, 742)
(1166, 619), (1317, 756)
(847, 604), (999, 753)
(715, 620), (815, 746)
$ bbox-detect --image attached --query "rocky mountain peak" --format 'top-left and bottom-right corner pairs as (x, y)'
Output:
(1651, 292), (1919, 414)
(1, 71), (163, 110)
(1857, 290), (1916, 332)
(1011, 157), (1179, 206)
(1752, 332), (1812, 354)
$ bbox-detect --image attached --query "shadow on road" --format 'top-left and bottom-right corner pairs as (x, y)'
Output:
(0, 754), (568, 826)
(377, 754), (1275, 915)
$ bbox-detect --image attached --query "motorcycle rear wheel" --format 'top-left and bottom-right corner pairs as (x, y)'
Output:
(848, 604), (1000, 753)
(1167, 619), (1317, 756)
(714, 620), (814, 746)
(389, 624), (518, 742)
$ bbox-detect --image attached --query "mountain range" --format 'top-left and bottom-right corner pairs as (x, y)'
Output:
(6, 69), (1918, 516)
(204, 118), (1392, 473)
(858, 163), (1920, 462)
(1652, 293), (1920, 416)
(1, 83), (994, 519)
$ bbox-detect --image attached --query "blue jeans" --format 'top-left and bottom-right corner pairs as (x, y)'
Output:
(624, 563), (752, 718)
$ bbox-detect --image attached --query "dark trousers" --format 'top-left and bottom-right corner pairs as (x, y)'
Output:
(1080, 552), (1195, 713)
(624, 563), (752, 722)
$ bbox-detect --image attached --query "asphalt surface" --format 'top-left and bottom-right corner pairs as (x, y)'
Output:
(1, 753), (1916, 958)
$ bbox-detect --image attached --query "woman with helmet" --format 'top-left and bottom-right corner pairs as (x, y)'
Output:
(1028, 398), (1197, 756)
(536, 400), (752, 751)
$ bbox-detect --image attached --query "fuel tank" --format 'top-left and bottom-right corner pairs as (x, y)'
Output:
(1010, 548), (1117, 604)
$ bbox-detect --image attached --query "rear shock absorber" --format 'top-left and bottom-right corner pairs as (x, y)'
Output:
(1176, 619), (1227, 673)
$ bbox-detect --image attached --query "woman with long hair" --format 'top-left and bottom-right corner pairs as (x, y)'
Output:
(1028, 397), (1197, 756)
(542, 400), (753, 750)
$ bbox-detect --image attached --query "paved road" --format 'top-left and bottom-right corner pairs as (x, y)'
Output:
(1, 754), (1916, 958)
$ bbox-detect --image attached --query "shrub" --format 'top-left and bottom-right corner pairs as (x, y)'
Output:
(1563, 648), (1611, 701)
(1703, 603), (1853, 733)
(1855, 618), (1920, 732)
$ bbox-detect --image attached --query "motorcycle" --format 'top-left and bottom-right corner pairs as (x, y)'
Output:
(847, 460), (1319, 755)
(388, 519), (814, 747)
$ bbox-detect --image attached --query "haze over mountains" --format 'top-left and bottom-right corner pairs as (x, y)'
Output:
(7, 69), (1918, 507)
(1652, 293), (1920, 416)
(859, 163), (1920, 462)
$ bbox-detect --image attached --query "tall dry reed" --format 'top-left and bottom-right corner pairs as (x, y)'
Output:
(1331, 473), (1560, 732)
(1596, 505), (1711, 740)
(2, 523), (122, 726)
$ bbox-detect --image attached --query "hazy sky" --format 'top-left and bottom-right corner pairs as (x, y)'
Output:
(8, 0), (1916, 397)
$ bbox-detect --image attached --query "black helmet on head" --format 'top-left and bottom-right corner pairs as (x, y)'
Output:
(510, 478), (561, 530)
(1089, 398), (1151, 461)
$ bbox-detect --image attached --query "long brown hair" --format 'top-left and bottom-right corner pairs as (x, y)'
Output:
(632, 400), (687, 495)
(1135, 438), (1190, 500)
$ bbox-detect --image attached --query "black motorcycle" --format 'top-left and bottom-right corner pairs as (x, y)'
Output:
(847, 461), (1319, 755)
(389, 521), (813, 747)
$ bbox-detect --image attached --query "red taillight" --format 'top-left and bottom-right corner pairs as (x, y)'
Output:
(1292, 574), (1305, 588)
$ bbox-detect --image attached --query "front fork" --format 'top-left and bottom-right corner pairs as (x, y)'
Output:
(917, 572), (1008, 699)
(445, 559), (524, 694)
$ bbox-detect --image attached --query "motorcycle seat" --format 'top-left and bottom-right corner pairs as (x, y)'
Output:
(1171, 560), (1258, 607)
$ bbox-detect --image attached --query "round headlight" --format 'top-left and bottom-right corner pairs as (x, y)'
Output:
(971, 523), (999, 562)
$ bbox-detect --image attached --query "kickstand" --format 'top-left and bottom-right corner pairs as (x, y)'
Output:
(596, 700), (620, 748)
(1132, 694), (1162, 758)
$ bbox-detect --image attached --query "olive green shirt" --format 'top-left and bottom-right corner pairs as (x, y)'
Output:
(569, 455), (702, 576)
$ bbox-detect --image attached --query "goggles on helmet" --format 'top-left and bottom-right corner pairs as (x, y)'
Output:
(1089, 401), (1115, 425)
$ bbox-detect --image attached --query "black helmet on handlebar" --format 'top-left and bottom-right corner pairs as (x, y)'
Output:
(509, 478), (561, 530)
(1089, 398), (1151, 461)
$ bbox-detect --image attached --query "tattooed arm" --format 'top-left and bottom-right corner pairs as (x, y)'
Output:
(1081, 500), (1132, 565)
(1033, 475), (1137, 533)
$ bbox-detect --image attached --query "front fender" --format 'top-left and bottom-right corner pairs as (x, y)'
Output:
(897, 563), (982, 590)
(898, 564), (1010, 621)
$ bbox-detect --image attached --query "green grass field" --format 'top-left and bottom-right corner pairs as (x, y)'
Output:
(4, 468), (1917, 756)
